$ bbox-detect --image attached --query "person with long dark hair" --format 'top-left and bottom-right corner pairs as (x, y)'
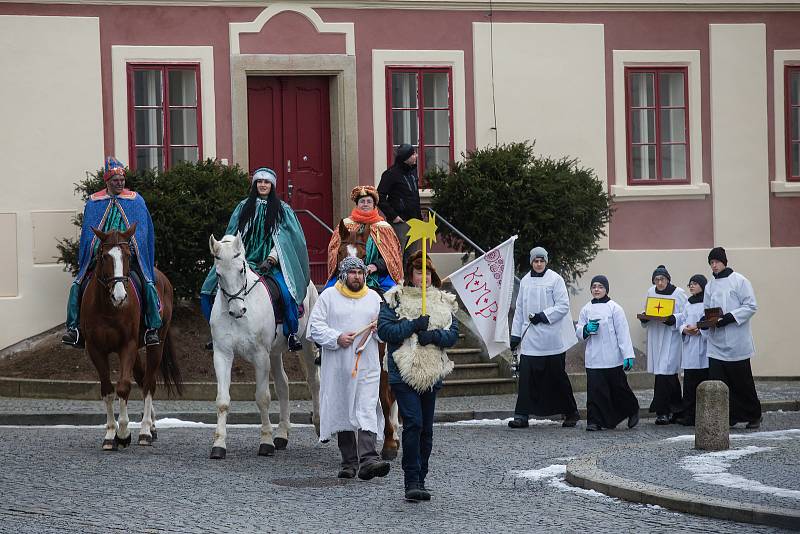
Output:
(200, 168), (310, 351)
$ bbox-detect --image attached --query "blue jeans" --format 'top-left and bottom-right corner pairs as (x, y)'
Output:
(391, 381), (437, 490)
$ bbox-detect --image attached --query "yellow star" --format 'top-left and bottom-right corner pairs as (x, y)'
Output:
(405, 212), (438, 249)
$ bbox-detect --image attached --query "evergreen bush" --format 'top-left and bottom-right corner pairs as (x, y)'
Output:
(56, 159), (250, 299)
(426, 141), (612, 285)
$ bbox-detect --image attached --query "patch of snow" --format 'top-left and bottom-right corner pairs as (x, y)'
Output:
(0, 418), (313, 430)
(680, 446), (800, 500)
(440, 418), (559, 427)
(514, 464), (566, 481)
(665, 428), (800, 443)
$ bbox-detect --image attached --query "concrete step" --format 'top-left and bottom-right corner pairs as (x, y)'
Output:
(439, 377), (517, 397)
(449, 363), (503, 380)
(445, 347), (485, 364)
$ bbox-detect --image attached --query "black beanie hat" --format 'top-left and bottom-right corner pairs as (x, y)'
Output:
(651, 265), (671, 283)
(395, 143), (416, 164)
(590, 275), (609, 294)
(689, 274), (708, 290)
(708, 246), (728, 266)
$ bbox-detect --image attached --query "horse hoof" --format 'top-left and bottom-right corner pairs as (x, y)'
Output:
(274, 437), (288, 451)
(102, 439), (118, 451)
(210, 447), (226, 460)
(381, 448), (398, 461)
(138, 434), (153, 446)
(115, 434), (132, 448)
(258, 443), (275, 457)
(151, 429), (158, 441)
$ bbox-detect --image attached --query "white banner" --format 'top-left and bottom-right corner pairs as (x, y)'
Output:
(447, 236), (517, 357)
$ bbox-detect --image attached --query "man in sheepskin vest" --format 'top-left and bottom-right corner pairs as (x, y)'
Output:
(377, 251), (460, 503)
(307, 256), (391, 481)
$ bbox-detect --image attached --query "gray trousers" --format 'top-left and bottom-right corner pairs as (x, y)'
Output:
(337, 430), (380, 469)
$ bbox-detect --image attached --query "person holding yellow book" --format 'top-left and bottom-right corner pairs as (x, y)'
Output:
(639, 265), (687, 425)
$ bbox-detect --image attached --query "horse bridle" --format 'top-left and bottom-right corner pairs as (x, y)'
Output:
(216, 257), (260, 307)
(95, 241), (131, 290)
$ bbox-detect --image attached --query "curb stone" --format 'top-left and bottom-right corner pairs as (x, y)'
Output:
(565, 443), (800, 530)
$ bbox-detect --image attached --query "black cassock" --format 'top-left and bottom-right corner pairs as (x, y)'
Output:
(514, 352), (579, 418)
(709, 357), (762, 424)
(586, 366), (639, 428)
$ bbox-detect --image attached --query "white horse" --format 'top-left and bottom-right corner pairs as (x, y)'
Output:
(208, 233), (320, 459)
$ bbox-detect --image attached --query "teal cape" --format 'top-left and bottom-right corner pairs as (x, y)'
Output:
(201, 198), (309, 305)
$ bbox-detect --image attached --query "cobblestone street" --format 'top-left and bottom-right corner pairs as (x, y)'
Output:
(1, 411), (797, 533)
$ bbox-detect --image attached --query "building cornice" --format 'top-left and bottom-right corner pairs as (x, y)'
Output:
(2, 0), (800, 12)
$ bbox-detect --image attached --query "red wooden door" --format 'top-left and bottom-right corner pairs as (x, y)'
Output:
(247, 76), (333, 284)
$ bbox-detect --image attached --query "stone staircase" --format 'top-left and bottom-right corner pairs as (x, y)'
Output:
(439, 319), (517, 398)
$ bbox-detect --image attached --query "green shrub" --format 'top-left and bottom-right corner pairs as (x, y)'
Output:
(56, 160), (250, 299)
(426, 141), (612, 285)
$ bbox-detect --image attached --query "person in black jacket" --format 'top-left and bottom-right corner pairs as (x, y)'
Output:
(377, 143), (422, 260)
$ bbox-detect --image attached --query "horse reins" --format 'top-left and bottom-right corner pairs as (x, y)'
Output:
(95, 242), (132, 290)
(217, 259), (260, 307)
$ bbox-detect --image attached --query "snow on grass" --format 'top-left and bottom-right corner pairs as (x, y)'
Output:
(680, 445), (800, 500)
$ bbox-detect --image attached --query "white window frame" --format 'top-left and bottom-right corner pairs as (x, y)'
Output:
(772, 50), (800, 196)
(612, 50), (709, 201)
(372, 50), (466, 196)
(112, 46), (216, 165)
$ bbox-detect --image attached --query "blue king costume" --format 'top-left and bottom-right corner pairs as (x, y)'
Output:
(200, 167), (310, 342)
(65, 157), (162, 341)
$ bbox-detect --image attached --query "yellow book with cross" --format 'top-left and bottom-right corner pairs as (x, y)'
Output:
(645, 297), (675, 317)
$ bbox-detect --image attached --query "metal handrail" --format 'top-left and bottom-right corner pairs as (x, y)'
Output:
(428, 208), (521, 284)
(294, 209), (333, 234)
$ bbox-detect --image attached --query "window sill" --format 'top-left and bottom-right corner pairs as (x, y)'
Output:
(419, 189), (434, 199)
(770, 181), (800, 197)
(610, 182), (710, 202)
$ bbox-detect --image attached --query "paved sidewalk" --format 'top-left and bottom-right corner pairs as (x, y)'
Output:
(567, 428), (800, 529)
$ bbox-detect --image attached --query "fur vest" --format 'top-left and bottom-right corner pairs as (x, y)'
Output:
(384, 285), (459, 392)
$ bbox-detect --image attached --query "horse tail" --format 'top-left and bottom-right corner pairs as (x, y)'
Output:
(159, 331), (184, 397)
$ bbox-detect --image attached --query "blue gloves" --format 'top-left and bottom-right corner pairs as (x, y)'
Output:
(529, 312), (548, 325)
(623, 358), (634, 371)
(586, 319), (599, 333)
(412, 315), (430, 332)
(417, 330), (441, 346)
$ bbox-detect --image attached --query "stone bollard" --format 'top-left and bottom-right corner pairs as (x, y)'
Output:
(695, 380), (730, 451)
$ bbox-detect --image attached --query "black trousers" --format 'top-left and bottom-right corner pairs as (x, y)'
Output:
(709, 357), (762, 424)
(649, 374), (682, 416)
(676, 368), (709, 422)
(514, 353), (578, 418)
(586, 366), (640, 429)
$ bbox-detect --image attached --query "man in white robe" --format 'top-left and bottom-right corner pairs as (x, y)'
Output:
(307, 256), (390, 480)
(703, 247), (761, 428)
(509, 246), (579, 428)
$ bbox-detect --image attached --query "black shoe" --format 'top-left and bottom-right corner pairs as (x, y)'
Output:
(669, 413), (679, 424)
(144, 328), (160, 346)
(586, 423), (602, 431)
(508, 418), (529, 429)
(627, 411), (640, 429)
(287, 334), (303, 352)
(61, 328), (84, 348)
(358, 461), (390, 480)
(337, 466), (356, 479)
(420, 482), (431, 493)
(655, 414), (670, 425)
(746, 418), (762, 429)
(674, 416), (694, 426)
(205, 340), (214, 351)
(405, 487), (431, 502)
(562, 412), (580, 428)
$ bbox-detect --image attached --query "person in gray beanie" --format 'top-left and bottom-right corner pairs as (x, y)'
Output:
(508, 246), (580, 429)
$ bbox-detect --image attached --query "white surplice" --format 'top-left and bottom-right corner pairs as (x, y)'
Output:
(307, 286), (384, 441)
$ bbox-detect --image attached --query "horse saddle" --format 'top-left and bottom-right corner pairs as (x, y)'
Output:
(260, 275), (285, 325)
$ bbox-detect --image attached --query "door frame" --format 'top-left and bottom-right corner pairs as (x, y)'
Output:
(231, 54), (357, 225)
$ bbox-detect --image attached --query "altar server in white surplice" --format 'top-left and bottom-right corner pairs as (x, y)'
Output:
(674, 274), (710, 426)
(703, 247), (761, 429)
(575, 275), (640, 432)
(307, 256), (390, 481)
(639, 265), (687, 425)
(508, 246), (579, 429)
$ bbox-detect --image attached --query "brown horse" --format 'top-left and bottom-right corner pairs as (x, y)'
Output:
(335, 221), (401, 460)
(81, 224), (183, 450)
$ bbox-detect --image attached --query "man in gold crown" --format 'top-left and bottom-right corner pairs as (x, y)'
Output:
(325, 185), (404, 295)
